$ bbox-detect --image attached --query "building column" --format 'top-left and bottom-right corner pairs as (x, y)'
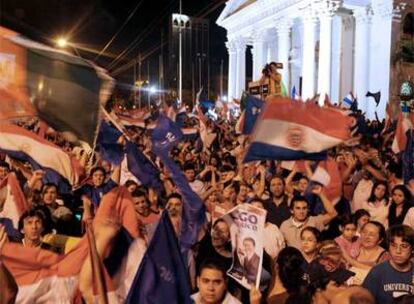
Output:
(317, 14), (334, 103)
(267, 41), (278, 64)
(301, 16), (317, 99)
(368, 0), (394, 119)
(330, 15), (342, 103)
(276, 19), (292, 92)
(266, 29), (278, 63)
(235, 37), (247, 99)
(226, 40), (237, 100)
(353, 7), (371, 114)
(252, 32), (267, 81)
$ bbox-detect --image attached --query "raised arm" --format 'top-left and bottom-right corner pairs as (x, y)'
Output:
(312, 185), (337, 225)
(254, 165), (266, 198)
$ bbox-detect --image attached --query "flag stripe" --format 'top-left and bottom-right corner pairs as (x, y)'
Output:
(261, 98), (352, 140)
(245, 142), (327, 162)
(0, 124), (78, 185)
(252, 119), (346, 152)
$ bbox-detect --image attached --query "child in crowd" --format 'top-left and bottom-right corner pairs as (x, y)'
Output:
(335, 214), (361, 259)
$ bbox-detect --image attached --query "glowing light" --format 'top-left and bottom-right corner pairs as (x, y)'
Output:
(56, 37), (68, 48)
(149, 86), (157, 94)
(38, 80), (44, 92)
(222, 95), (228, 102)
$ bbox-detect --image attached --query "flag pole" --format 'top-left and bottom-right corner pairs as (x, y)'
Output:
(100, 106), (132, 141)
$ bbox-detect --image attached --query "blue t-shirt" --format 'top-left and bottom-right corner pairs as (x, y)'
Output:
(78, 179), (117, 209)
(362, 261), (414, 303)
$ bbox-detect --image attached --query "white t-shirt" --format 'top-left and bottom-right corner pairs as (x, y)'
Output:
(352, 179), (374, 212)
(189, 179), (205, 196)
(403, 207), (414, 229)
(263, 223), (286, 259)
(360, 200), (389, 228)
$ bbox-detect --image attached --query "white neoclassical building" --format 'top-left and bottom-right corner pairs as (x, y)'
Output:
(217, 0), (409, 119)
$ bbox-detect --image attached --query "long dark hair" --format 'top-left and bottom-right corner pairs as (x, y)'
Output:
(388, 185), (413, 226)
(277, 247), (307, 294)
(367, 181), (389, 203)
(279, 246), (318, 304)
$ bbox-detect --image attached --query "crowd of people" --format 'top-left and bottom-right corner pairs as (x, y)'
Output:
(1, 91), (414, 304)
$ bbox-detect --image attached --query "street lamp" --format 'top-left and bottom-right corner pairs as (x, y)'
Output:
(55, 37), (81, 57)
(56, 37), (68, 48)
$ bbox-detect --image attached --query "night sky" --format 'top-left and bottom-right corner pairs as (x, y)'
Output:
(1, 0), (228, 88)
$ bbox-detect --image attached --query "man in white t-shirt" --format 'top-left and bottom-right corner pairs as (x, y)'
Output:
(183, 163), (205, 196)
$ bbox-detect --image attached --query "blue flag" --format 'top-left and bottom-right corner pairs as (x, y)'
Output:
(126, 212), (192, 304)
(291, 85), (297, 99)
(151, 116), (205, 258)
(125, 141), (162, 190)
(151, 114), (183, 152)
(155, 152), (206, 257)
(243, 94), (264, 134)
(199, 100), (215, 112)
(342, 94), (354, 109)
(96, 121), (124, 165)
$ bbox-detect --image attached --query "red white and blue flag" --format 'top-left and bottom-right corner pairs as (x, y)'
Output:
(0, 172), (29, 228)
(311, 159), (343, 205)
(0, 187), (144, 303)
(244, 96), (355, 162)
(0, 124), (82, 186)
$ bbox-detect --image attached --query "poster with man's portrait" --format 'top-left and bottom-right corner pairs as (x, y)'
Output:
(221, 204), (267, 290)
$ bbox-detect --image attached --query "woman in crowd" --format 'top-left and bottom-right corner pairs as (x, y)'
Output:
(343, 221), (388, 284)
(361, 181), (389, 227)
(300, 227), (321, 265)
(387, 185), (414, 227)
(353, 209), (371, 237)
(267, 246), (306, 303)
(335, 214), (360, 259)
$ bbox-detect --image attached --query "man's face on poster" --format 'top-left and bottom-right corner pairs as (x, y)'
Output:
(243, 239), (255, 256)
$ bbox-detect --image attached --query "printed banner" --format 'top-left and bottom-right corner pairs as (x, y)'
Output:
(222, 204), (266, 289)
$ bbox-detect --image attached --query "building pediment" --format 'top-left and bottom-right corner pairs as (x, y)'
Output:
(217, 0), (375, 31)
(217, 0), (257, 26)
